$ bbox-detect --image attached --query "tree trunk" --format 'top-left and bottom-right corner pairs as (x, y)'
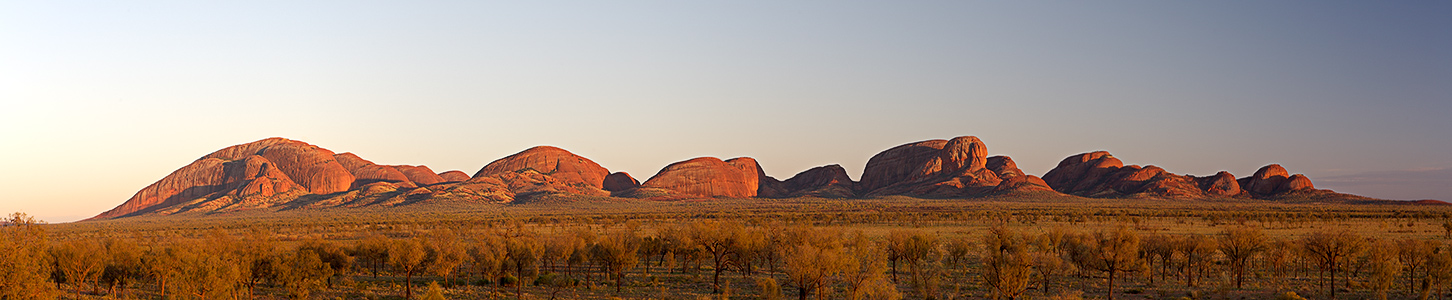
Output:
(1108, 269), (1116, 300)
(406, 269), (415, 300)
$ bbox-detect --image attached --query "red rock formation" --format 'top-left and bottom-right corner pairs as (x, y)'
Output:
(437, 171), (471, 183)
(639, 157), (760, 198)
(335, 153), (414, 188)
(1043, 152), (1212, 198)
(1196, 171), (1243, 197)
(1284, 174), (1314, 191)
(490, 169), (610, 197)
(603, 172), (640, 192)
(984, 156), (1054, 193)
(780, 164), (857, 198)
(91, 138), (361, 219)
(238, 140), (354, 195)
(1239, 164), (1291, 195)
(473, 146), (610, 189)
(858, 136), (1018, 197)
(393, 165), (445, 186)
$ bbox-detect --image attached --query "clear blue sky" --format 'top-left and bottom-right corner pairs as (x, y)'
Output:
(3, 1), (1449, 222)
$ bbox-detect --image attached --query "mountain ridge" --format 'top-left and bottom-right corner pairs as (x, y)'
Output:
(88, 136), (1386, 220)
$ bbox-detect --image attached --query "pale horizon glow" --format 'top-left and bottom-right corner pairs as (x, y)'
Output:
(2, 1), (1449, 222)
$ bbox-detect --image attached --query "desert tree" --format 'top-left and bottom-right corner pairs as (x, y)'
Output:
(100, 237), (144, 298)
(424, 229), (467, 287)
(1085, 226), (1141, 300)
(1140, 234), (1174, 285)
(783, 227), (844, 300)
(1264, 238), (1297, 287)
(839, 231), (900, 300)
(390, 236), (429, 300)
(1367, 238), (1403, 300)
(542, 231), (578, 275)
(981, 226), (1033, 300)
(733, 227), (769, 276)
(469, 233), (507, 299)
(504, 230), (543, 298)
(591, 226), (641, 292)
(1176, 234), (1216, 287)
(1301, 229), (1365, 299)
(170, 238), (245, 299)
(353, 234), (391, 277)
(1424, 244), (1452, 300)
(886, 229), (939, 296)
(688, 220), (743, 293)
(943, 236), (974, 268)
(1217, 227), (1268, 289)
(0, 212), (56, 300)
(274, 247), (333, 299)
(236, 229), (278, 298)
(566, 227), (596, 280)
(1398, 238), (1435, 295)
(50, 239), (105, 299)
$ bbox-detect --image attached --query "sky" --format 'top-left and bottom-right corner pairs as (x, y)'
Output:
(2, 1), (1449, 223)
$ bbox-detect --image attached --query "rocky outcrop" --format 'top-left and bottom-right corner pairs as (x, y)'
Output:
(335, 153), (414, 188)
(471, 146), (612, 198)
(857, 136), (1045, 197)
(393, 165), (445, 186)
(1043, 152), (1331, 199)
(602, 172), (640, 192)
(1237, 164), (1316, 196)
(1043, 151), (1215, 198)
(91, 138), (347, 219)
(639, 157), (761, 198)
(473, 146), (610, 189)
(779, 164), (857, 198)
(216, 139), (355, 195)
(1196, 171), (1242, 197)
(437, 171), (471, 183)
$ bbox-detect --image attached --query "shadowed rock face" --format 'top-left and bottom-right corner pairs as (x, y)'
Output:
(602, 172), (640, 192)
(335, 153), (414, 188)
(1044, 152), (1328, 199)
(640, 157), (761, 198)
(1196, 171), (1243, 197)
(471, 146), (612, 198)
(1237, 164), (1316, 196)
(1043, 151), (1215, 198)
(857, 136), (1046, 197)
(780, 164), (857, 198)
(393, 165), (445, 186)
(92, 138), (349, 219)
(473, 146), (610, 189)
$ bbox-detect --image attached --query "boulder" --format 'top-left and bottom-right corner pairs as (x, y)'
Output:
(780, 164), (857, 198)
(473, 146), (611, 190)
(1239, 164), (1292, 195)
(639, 157), (760, 198)
(858, 136), (1009, 197)
(1196, 171), (1243, 197)
(602, 172), (641, 192)
(1284, 174), (1315, 191)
